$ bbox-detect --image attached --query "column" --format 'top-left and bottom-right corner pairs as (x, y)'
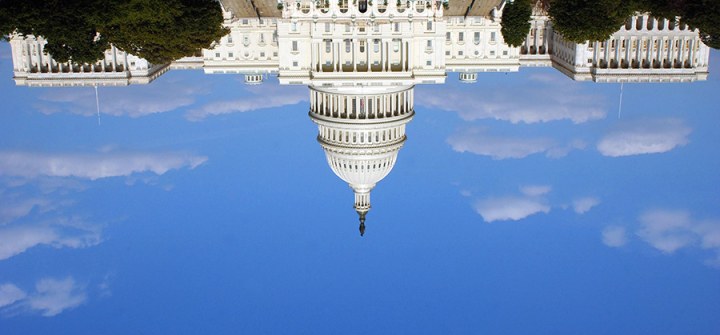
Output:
(367, 39), (371, 72)
(353, 39), (357, 71)
(339, 40), (344, 72)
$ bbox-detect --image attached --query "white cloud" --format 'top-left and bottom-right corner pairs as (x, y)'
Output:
(0, 277), (87, 317)
(0, 217), (102, 261)
(602, 226), (628, 247)
(597, 118), (692, 157)
(0, 284), (26, 308)
(460, 190), (472, 197)
(33, 80), (207, 118)
(185, 84), (307, 121)
(636, 210), (695, 254)
(473, 196), (550, 222)
(447, 128), (582, 159)
(0, 151), (207, 180)
(519, 185), (552, 197)
(417, 74), (607, 124)
(573, 197), (601, 214)
(26, 277), (86, 317)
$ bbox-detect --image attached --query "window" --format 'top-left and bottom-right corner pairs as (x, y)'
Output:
(394, 40), (399, 52)
(374, 25), (380, 32)
(503, 50), (508, 56)
(426, 61), (432, 66)
(394, 23), (400, 32)
(474, 32), (480, 44)
(260, 34), (265, 43)
(326, 40), (331, 53)
(427, 20), (432, 30)
(346, 25), (350, 32)
(292, 22), (297, 31)
(458, 51), (463, 56)
(490, 32), (496, 42)
(227, 35), (233, 43)
(243, 34), (249, 45)
(458, 32), (464, 42)
(242, 19), (248, 25)
(360, 40), (365, 52)
(346, 40), (351, 53)
(292, 41), (298, 51)
(293, 61), (298, 67)
(458, 17), (464, 23)
(260, 52), (265, 57)
(325, 23), (331, 32)
(374, 39), (379, 52)
(228, 52), (233, 58)
(490, 50), (495, 56)
(446, 32), (451, 41)
(426, 40), (432, 51)
(273, 52), (278, 57)
(215, 52), (220, 58)
(445, 51), (450, 55)
(259, 19), (264, 25)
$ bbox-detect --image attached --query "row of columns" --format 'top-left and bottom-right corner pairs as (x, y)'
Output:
(320, 124), (405, 146)
(593, 35), (699, 69)
(21, 42), (129, 73)
(311, 90), (414, 120)
(310, 38), (412, 72)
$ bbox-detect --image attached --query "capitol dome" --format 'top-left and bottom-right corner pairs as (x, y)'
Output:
(309, 85), (415, 235)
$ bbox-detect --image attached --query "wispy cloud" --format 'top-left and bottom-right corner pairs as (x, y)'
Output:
(0, 151), (207, 180)
(602, 226), (628, 247)
(33, 80), (208, 118)
(519, 185), (552, 197)
(185, 84), (307, 121)
(0, 284), (27, 308)
(572, 197), (601, 214)
(447, 127), (583, 159)
(0, 216), (102, 261)
(634, 209), (720, 266)
(417, 73), (607, 124)
(597, 118), (692, 157)
(473, 196), (550, 222)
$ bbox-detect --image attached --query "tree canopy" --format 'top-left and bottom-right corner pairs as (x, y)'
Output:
(500, 0), (533, 48)
(0, 0), (227, 64)
(548, 0), (634, 44)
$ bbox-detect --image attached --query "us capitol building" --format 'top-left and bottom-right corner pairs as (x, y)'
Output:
(8, 0), (713, 235)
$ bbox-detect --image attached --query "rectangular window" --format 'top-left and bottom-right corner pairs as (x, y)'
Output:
(426, 60), (432, 66)
(474, 32), (480, 44)
(227, 35), (233, 43)
(292, 41), (298, 51)
(326, 40), (331, 53)
(242, 19), (248, 25)
(346, 25), (350, 32)
(260, 34), (265, 43)
(374, 25), (380, 32)
(325, 23), (331, 32)
(458, 51), (463, 56)
(445, 51), (450, 55)
(273, 52), (278, 57)
(427, 21), (432, 30)
(446, 32), (451, 41)
(503, 50), (508, 56)
(293, 61), (298, 67)
(215, 52), (220, 58)
(459, 32), (464, 42)
(394, 23), (400, 32)
(490, 32), (496, 42)
(228, 52), (233, 58)
(260, 52), (265, 57)
(426, 40), (432, 51)
(292, 22), (297, 31)
(490, 50), (495, 56)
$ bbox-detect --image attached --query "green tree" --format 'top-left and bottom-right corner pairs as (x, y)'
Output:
(500, 0), (533, 48)
(548, 0), (634, 44)
(98, 0), (228, 64)
(0, 0), (108, 64)
(682, 0), (720, 49)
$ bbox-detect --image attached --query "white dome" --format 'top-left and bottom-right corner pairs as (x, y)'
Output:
(309, 85), (415, 235)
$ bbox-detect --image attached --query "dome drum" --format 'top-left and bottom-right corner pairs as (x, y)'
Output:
(310, 85), (414, 121)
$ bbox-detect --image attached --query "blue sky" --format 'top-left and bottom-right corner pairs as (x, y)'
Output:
(0, 42), (719, 334)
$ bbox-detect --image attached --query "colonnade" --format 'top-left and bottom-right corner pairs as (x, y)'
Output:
(310, 37), (412, 72)
(310, 88), (414, 120)
(18, 40), (129, 74)
(593, 35), (700, 69)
